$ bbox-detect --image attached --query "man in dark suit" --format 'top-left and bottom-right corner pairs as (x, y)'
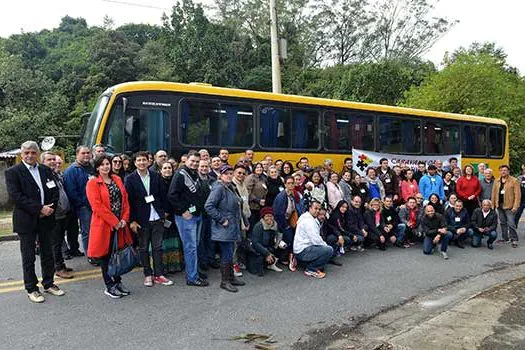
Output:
(5, 141), (63, 303)
(125, 151), (173, 287)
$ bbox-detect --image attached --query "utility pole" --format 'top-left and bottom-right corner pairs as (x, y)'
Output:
(269, 0), (282, 93)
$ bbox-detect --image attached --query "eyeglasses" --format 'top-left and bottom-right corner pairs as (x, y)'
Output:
(236, 172), (246, 175)
(112, 160), (122, 163)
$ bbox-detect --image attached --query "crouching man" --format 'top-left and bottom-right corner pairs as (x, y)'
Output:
(293, 201), (333, 278)
(421, 205), (453, 260)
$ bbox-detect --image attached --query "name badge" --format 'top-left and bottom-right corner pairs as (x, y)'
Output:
(188, 205), (197, 214)
(279, 186), (284, 192)
(387, 216), (392, 221)
(431, 178), (436, 182)
(385, 178), (391, 183)
(164, 219), (172, 228)
(444, 186), (449, 190)
(145, 195), (155, 203)
(88, 175), (95, 180)
(261, 183), (267, 189)
(360, 189), (366, 193)
(522, 180), (525, 184)
(410, 184), (414, 188)
(500, 190), (505, 195)
(46, 180), (56, 189)
(455, 217), (461, 222)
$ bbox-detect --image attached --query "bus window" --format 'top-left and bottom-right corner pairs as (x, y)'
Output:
(488, 126), (504, 157)
(423, 121), (460, 154)
(324, 111), (374, 151)
(379, 116), (421, 153)
(180, 100), (254, 147)
(260, 106), (319, 149)
(463, 124), (487, 156)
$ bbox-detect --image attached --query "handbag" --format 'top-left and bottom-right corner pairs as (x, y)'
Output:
(107, 229), (140, 278)
(289, 210), (299, 228)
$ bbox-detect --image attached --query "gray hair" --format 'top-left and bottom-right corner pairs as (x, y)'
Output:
(40, 151), (56, 162)
(484, 168), (493, 174)
(482, 199), (492, 206)
(21, 141), (40, 153)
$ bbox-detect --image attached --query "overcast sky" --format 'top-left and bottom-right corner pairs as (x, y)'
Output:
(0, 0), (523, 73)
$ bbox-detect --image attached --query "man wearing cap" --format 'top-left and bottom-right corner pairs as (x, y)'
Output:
(168, 151), (209, 287)
(419, 164), (445, 202)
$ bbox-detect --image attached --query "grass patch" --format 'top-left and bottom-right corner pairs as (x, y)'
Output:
(0, 227), (13, 236)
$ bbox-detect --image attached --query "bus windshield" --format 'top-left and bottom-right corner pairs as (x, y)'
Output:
(82, 95), (110, 147)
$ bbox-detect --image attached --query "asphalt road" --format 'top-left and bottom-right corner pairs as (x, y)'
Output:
(1, 233), (525, 350)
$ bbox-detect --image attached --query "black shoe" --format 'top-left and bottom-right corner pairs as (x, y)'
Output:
(65, 266), (74, 272)
(209, 261), (220, 269)
(70, 250), (85, 257)
(220, 281), (238, 293)
(455, 241), (465, 249)
(116, 282), (131, 296)
(487, 243), (494, 250)
(328, 258), (343, 266)
(231, 277), (245, 286)
(198, 271), (208, 280)
(88, 258), (100, 266)
(104, 286), (123, 299)
(64, 254), (73, 260)
(186, 278), (209, 287)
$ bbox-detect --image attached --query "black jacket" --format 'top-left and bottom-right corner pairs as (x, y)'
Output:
(168, 166), (208, 216)
(421, 212), (447, 238)
(471, 208), (498, 232)
(364, 209), (385, 240)
(381, 206), (399, 228)
(347, 205), (365, 234)
(266, 177), (284, 207)
(125, 170), (167, 227)
(5, 163), (59, 234)
(376, 167), (399, 196)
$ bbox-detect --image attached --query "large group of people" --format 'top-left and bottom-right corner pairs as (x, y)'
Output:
(5, 141), (525, 303)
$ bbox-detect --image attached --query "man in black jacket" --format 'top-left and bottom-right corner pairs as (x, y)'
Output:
(347, 195), (367, 251)
(377, 158), (399, 202)
(168, 151), (209, 287)
(421, 205), (453, 259)
(126, 151), (173, 287)
(5, 141), (63, 303)
(471, 199), (498, 249)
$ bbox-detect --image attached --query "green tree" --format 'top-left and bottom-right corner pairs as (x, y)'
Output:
(403, 43), (525, 170)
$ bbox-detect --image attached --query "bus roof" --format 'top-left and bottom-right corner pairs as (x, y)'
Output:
(105, 81), (507, 126)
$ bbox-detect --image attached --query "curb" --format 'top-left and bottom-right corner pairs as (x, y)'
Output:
(0, 234), (18, 242)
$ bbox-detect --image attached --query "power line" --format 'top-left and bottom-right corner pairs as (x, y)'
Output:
(102, 0), (170, 11)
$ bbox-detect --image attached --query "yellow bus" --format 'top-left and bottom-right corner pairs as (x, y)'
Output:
(81, 81), (508, 170)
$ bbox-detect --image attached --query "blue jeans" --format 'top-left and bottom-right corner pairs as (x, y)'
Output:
(396, 223), (406, 243)
(455, 228), (474, 242)
(77, 206), (92, 254)
(175, 215), (201, 282)
(217, 241), (235, 264)
(472, 230), (497, 247)
(296, 245), (334, 271)
(423, 231), (453, 254)
(199, 215), (216, 265)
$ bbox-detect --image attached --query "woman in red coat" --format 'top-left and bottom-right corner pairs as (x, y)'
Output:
(87, 155), (133, 299)
(455, 164), (481, 217)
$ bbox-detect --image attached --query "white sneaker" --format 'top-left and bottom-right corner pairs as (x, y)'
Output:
(441, 251), (449, 260)
(266, 259), (283, 272)
(28, 291), (45, 303)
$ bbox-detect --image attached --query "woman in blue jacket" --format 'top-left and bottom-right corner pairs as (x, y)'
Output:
(204, 165), (247, 292)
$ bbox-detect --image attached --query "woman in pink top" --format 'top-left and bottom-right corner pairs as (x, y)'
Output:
(326, 172), (344, 211)
(400, 169), (420, 203)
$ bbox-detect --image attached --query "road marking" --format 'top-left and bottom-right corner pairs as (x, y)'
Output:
(0, 268), (141, 294)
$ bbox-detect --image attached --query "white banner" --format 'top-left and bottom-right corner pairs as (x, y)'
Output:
(352, 148), (461, 177)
